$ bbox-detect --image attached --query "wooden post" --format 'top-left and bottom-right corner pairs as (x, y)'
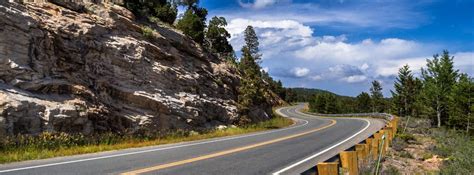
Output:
(383, 127), (393, 146)
(393, 117), (399, 134)
(364, 143), (370, 160)
(355, 144), (366, 165)
(340, 151), (358, 175)
(371, 137), (379, 160)
(317, 162), (339, 175)
(365, 138), (373, 159)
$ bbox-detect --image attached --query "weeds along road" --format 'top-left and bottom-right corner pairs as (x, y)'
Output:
(0, 104), (385, 175)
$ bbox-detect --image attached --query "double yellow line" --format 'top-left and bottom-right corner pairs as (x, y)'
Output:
(121, 119), (336, 175)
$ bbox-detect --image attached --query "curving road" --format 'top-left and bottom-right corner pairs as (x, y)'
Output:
(0, 104), (385, 175)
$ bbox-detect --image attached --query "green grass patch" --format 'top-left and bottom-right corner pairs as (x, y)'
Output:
(0, 116), (293, 164)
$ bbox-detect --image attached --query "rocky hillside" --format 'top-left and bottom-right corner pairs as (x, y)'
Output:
(0, 2), (280, 136)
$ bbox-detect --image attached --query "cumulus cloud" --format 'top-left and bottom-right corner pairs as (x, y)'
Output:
(292, 67), (310, 77)
(214, 1), (473, 96)
(225, 17), (472, 86)
(226, 18), (313, 57)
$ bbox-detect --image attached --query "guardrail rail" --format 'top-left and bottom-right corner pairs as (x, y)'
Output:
(303, 111), (399, 175)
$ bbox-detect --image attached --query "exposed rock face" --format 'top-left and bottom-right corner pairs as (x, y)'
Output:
(0, 2), (270, 136)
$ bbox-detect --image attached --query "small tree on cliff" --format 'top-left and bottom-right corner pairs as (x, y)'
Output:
(177, 8), (207, 44)
(237, 47), (265, 124)
(123, 0), (177, 24)
(244, 26), (261, 60)
(206, 16), (233, 56)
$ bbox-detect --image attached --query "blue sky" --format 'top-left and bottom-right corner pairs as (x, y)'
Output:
(200, 0), (473, 96)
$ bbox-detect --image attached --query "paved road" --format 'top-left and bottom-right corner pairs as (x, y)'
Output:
(0, 104), (385, 175)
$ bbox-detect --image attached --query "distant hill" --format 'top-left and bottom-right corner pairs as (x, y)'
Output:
(288, 87), (354, 102)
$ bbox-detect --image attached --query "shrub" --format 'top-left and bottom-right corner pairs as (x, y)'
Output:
(398, 151), (414, 159)
(428, 128), (474, 173)
(141, 26), (154, 39)
(421, 152), (433, 161)
(391, 137), (408, 151)
(396, 133), (416, 142)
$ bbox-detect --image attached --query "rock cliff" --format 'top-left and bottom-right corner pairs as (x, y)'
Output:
(0, 2), (278, 136)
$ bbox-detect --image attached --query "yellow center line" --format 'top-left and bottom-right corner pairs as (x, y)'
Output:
(121, 119), (337, 175)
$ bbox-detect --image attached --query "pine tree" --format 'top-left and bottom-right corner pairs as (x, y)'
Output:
(411, 78), (425, 117)
(123, 0), (177, 24)
(448, 74), (473, 132)
(391, 65), (419, 117)
(206, 16), (233, 56)
(421, 50), (459, 127)
(244, 26), (261, 60)
(370, 80), (384, 112)
(356, 92), (371, 113)
(176, 2), (207, 44)
(237, 47), (265, 123)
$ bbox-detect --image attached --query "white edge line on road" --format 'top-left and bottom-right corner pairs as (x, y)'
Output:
(272, 111), (371, 175)
(0, 107), (307, 173)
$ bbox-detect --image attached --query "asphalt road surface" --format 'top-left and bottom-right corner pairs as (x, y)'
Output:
(0, 104), (385, 175)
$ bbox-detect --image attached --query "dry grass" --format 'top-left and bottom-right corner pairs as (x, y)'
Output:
(0, 115), (293, 164)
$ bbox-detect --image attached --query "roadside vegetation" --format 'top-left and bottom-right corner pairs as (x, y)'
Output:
(0, 114), (292, 164)
(303, 50), (472, 174)
(382, 117), (473, 174)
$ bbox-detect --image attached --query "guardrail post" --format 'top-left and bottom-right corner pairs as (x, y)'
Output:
(370, 137), (378, 160)
(383, 127), (393, 145)
(365, 138), (373, 159)
(317, 162), (339, 175)
(340, 151), (358, 175)
(355, 144), (366, 165)
(392, 117), (399, 134)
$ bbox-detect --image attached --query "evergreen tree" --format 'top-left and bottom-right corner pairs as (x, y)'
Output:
(177, 0), (198, 9)
(391, 65), (419, 117)
(176, 1), (207, 44)
(206, 16), (233, 56)
(422, 50), (459, 127)
(411, 78), (425, 117)
(309, 93), (340, 114)
(244, 26), (261, 60)
(356, 92), (371, 113)
(370, 80), (384, 112)
(237, 47), (265, 123)
(123, 0), (177, 24)
(154, 3), (178, 24)
(448, 74), (473, 132)
(285, 88), (297, 103)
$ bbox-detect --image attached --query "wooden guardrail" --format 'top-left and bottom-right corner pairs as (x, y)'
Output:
(313, 114), (399, 175)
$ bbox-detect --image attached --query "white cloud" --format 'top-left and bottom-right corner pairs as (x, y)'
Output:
(239, 0), (279, 9)
(226, 18), (312, 37)
(360, 63), (369, 71)
(294, 38), (427, 63)
(341, 75), (368, 83)
(310, 75), (323, 81)
(292, 67), (310, 77)
(226, 18), (314, 59)
(213, 1), (427, 30)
